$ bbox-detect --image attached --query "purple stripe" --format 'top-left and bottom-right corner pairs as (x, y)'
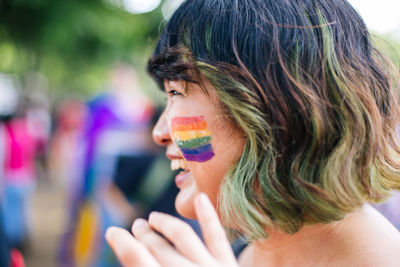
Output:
(183, 150), (215, 162)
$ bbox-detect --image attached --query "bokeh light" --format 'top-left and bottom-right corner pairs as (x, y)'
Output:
(348, 0), (400, 34)
(122, 0), (161, 14)
(161, 0), (185, 20)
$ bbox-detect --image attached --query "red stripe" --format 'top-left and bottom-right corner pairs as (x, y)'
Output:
(171, 116), (206, 131)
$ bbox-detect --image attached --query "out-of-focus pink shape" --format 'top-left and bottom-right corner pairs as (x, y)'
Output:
(3, 117), (38, 184)
(10, 249), (25, 267)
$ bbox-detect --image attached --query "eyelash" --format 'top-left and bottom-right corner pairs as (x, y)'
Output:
(167, 89), (183, 96)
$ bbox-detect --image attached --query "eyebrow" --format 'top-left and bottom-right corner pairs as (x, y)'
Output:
(147, 48), (198, 90)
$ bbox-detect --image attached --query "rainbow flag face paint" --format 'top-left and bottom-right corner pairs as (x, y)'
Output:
(171, 116), (215, 162)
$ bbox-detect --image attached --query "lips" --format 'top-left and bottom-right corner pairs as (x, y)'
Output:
(175, 169), (191, 188)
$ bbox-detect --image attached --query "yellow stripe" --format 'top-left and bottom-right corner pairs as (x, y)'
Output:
(173, 130), (210, 140)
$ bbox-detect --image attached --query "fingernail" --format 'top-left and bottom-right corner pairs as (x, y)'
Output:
(132, 218), (148, 234)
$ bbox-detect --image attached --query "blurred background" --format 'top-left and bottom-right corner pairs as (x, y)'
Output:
(0, 0), (399, 266)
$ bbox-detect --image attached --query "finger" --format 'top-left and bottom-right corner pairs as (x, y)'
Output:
(105, 226), (160, 267)
(194, 193), (237, 264)
(132, 218), (195, 267)
(148, 212), (213, 264)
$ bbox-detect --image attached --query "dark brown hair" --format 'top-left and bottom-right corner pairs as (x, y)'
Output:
(148, 0), (400, 239)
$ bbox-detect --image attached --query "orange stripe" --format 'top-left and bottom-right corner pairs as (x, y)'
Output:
(172, 120), (207, 131)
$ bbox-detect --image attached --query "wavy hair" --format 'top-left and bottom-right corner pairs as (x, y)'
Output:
(147, 0), (400, 240)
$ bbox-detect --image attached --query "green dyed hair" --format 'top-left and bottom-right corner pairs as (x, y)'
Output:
(148, 0), (400, 240)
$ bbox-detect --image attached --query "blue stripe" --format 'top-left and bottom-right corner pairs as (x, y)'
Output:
(180, 144), (213, 155)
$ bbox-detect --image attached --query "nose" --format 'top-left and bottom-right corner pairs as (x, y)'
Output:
(152, 111), (171, 146)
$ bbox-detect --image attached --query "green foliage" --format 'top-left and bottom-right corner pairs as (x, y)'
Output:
(0, 0), (163, 98)
(1, 0), (399, 101)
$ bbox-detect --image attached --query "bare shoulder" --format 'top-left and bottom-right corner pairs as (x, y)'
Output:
(339, 205), (400, 266)
(237, 205), (400, 267)
(354, 239), (400, 267)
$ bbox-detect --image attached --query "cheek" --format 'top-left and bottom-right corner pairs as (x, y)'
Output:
(171, 116), (216, 163)
(195, 133), (246, 196)
(189, 160), (227, 209)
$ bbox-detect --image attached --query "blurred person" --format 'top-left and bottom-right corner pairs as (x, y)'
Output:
(0, 122), (10, 267)
(0, 120), (25, 267)
(48, 99), (86, 189)
(1, 107), (42, 250)
(59, 65), (156, 267)
(0, 74), (30, 266)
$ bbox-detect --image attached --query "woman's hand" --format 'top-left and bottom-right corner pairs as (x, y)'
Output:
(105, 193), (239, 267)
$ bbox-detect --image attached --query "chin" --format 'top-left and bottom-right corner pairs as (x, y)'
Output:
(175, 191), (197, 219)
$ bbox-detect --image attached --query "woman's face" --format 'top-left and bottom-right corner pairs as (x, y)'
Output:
(153, 79), (246, 219)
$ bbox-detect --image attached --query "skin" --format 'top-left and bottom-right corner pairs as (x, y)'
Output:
(106, 79), (400, 267)
(106, 193), (239, 267)
(151, 79), (245, 219)
(238, 205), (400, 266)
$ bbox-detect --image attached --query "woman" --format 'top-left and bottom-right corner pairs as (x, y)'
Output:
(106, 0), (400, 266)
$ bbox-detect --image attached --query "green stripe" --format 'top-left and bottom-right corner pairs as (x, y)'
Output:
(176, 136), (211, 149)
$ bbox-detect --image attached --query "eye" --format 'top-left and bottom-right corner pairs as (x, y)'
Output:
(167, 89), (183, 96)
